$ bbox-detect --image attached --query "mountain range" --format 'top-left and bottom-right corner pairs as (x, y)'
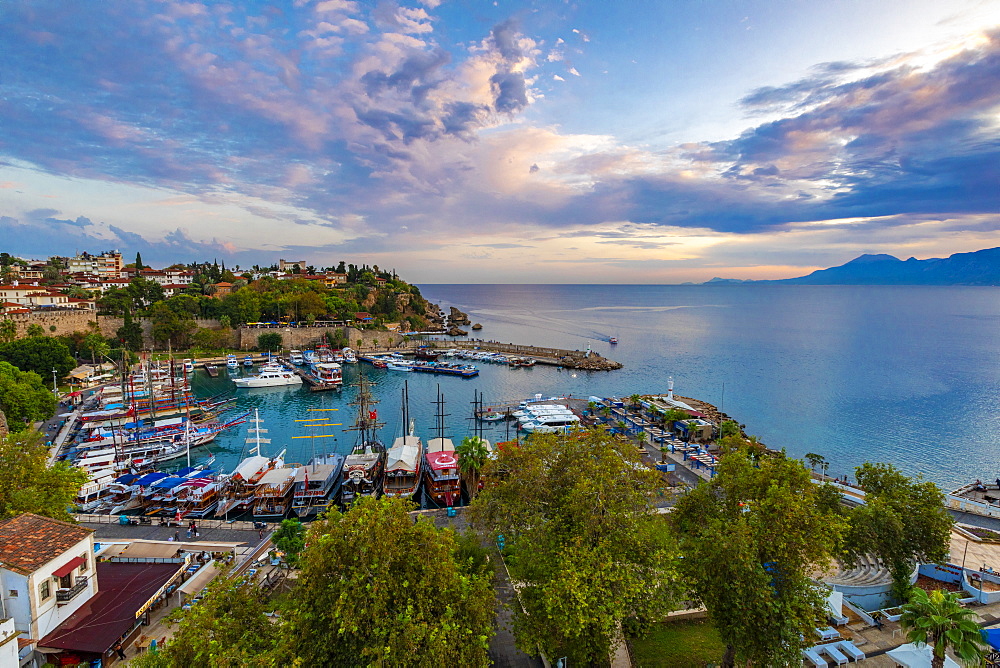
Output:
(702, 246), (1000, 286)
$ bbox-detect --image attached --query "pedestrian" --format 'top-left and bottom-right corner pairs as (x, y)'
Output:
(258, 525), (265, 539)
(114, 641), (126, 660)
(174, 530), (180, 542)
(186, 527), (192, 539)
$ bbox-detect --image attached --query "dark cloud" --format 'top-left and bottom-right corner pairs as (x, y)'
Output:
(490, 71), (529, 113)
(491, 19), (523, 63)
(529, 163), (539, 173)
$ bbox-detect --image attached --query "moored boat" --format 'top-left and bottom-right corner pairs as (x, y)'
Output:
(340, 370), (386, 505)
(233, 364), (302, 388)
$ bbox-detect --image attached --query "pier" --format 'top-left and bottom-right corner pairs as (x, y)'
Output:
(400, 340), (623, 371)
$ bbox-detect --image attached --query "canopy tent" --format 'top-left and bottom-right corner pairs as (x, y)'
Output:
(178, 562), (222, 596)
(151, 476), (186, 489)
(886, 643), (961, 667)
(134, 472), (168, 486)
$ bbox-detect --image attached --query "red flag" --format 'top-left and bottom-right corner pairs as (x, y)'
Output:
(368, 410), (377, 420)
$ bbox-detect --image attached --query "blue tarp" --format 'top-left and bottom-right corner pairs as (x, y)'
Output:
(152, 476), (186, 489)
(135, 472), (169, 486)
(114, 474), (139, 485)
(981, 628), (1000, 649)
(175, 467), (197, 477)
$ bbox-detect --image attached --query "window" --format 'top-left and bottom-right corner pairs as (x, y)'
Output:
(8, 590), (17, 598)
(39, 580), (50, 600)
(78, 554), (89, 572)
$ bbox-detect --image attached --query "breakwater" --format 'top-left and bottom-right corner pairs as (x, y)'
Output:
(419, 340), (623, 371)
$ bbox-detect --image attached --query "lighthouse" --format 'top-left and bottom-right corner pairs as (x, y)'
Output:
(667, 376), (674, 402)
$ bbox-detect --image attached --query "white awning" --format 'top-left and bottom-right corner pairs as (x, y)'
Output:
(178, 562), (222, 596)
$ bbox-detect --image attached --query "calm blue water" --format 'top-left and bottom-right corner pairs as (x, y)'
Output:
(190, 285), (1000, 491)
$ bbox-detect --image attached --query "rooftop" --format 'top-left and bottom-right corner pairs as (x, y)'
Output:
(0, 514), (92, 575)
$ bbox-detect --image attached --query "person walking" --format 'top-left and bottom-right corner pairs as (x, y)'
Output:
(174, 530), (180, 542)
(114, 641), (126, 660)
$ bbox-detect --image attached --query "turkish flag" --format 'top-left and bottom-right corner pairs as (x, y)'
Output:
(368, 410), (377, 420)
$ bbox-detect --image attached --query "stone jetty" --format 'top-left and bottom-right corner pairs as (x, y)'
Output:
(440, 340), (622, 370)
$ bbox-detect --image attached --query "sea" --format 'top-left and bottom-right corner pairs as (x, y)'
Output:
(188, 284), (1000, 492)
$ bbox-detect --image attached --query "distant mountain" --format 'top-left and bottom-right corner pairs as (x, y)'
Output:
(777, 247), (1000, 285)
(700, 247), (1000, 286)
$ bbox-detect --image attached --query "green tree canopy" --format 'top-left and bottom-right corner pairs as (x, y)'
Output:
(844, 462), (953, 602)
(0, 362), (57, 431)
(149, 302), (196, 349)
(0, 335), (76, 379)
(272, 518), (305, 568)
(671, 450), (847, 667)
(282, 497), (495, 667)
(256, 332), (282, 351)
(900, 588), (986, 668)
(0, 431), (88, 520)
(131, 567), (282, 668)
(0, 319), (16, 344)
(470, 430), (679, 666)
(455, 436), (489, 501)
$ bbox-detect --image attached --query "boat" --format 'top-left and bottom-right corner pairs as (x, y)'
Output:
(289, 350), (305, 365)
(226, 354), (239, 369)
(215, 411), (286, 518)
(340, 370), (387, 505)
(342, 348), (358, 364)
(609, 337), (618, 344)
(302, 362), (343, 391)
(303, 350), (317, 365)
(182, 359), (195, 373)
(422, 386), (461, 507)
(386, 360), (414, 372)
(252, 466), (299, 520)
(477, 411), (506, 422)
(384, 383), (422, 499)
(414, 347), (441, 361)
(371, 359), (388, 369)
(232, 364), (302, 388)
(243, 355), (254, 367)
(291, 453), (345, 518)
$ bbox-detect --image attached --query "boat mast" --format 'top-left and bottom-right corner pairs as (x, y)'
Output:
(344, 367), (385, 450)
(432, 384), (448, 441)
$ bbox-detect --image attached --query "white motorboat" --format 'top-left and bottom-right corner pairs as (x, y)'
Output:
(182, 359), (195, 373)
(289, 350), (305, 365)
(233, 365), (302, 388)
(226, 354), (239, 369)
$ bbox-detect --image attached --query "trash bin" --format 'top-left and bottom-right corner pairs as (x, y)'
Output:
(446, 507), (456, 517)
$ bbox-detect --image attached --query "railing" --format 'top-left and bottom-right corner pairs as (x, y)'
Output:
(56, 576), (89, 603)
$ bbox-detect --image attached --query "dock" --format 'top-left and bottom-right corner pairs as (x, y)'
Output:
(281, 358), (343, 391)
(204, 364), (219, 378)
(406, 340), (622, 371)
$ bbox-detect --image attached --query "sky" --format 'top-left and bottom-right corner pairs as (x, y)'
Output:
(1, 0), (999, 283)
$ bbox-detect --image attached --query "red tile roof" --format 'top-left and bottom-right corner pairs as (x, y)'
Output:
(0, 514), (92, 575)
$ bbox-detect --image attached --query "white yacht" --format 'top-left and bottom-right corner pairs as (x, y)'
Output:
(233, 364), (302, 388)
(289, 350), (305, 365)
(182, 359), (195, 373)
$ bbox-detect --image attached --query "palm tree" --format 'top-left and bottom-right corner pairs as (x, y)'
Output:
(456, 436), (489, 501)
(900, 588), (986, 668)
(628, 393), (643, 411)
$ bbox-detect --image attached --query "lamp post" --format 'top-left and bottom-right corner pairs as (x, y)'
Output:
(52, 368), (58, 397)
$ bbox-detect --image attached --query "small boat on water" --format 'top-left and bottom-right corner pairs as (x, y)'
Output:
(215, 412), (285, 518)
(609, 337), (618, 344)
(306, 362), (343, 390)
(233, 363), (302, 388)
(252, 465), (299, 520)
(226, 354), (239, 369)
(244, 355), (254, 367)
(182, 359), (195, 373)
(342, 348), (358, 364)
(289, 350), (305, 365)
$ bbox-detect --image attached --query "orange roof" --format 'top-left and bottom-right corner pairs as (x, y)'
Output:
(0, 514), (92, 575)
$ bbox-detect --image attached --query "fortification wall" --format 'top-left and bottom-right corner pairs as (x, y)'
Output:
(236, 326), (403, 351)
(2, 310), (101, 337)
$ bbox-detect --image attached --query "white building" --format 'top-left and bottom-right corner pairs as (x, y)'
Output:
(0, 514), (96, 666)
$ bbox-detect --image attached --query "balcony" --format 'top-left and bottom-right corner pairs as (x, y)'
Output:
(56, 576), (89, 604)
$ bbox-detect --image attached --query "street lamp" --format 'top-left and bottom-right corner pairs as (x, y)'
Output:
(52, 368), (58, 397)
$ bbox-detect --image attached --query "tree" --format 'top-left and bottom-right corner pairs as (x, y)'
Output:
(661, 407), (691, 433)
(25, 323), (44, 337)
(272, 518), (305, 568)
(126, 277), (165, 310)
(131, 568), (281, 668)
(805, 452), (825, 474)
(628, 393), (644, 410)
(844, 463), (953, 602)
(135, 252), (143, 271)
(82, 332), (110, 367)
(257, 332), (282, 351)
(470, 430), (679, 665)
(899, 588), (986, 668)
(0, 336), (76, 379)
(670, 450), (847, 667)
(0, 362), (57, 431)
(0, 319), (15, 344)
(456, 436), (489, 501)
(149, 302), (195, 349)
(0, 430), (88, 520)
(116, 308), (144, 352)
(718, 420), (741, 439)
(281, 497), (494, 667)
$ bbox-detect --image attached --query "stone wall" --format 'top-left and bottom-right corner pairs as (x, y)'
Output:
(98, 317), (222, 349)
(2, 310), (101, 337)
(236, 326), (403, 351)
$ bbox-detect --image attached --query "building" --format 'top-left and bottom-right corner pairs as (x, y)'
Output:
(0, 514), (97, 666)
(279, 259), (306, 273)
(324, 273), (348, 286)
(354, 312), (374, 323)
(213, 281), (234, 298)
(67, 251), (122, 280)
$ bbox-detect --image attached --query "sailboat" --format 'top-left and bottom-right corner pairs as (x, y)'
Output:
(215, 410), (286, 518)
(340, 369), (387, 505)
(291, 409), (345, 518)
(384, 382), (423, 500)
(422, 385), (461, 508)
